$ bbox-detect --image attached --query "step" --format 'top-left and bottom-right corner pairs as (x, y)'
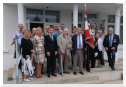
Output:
(103, 80), (123, 84)
(7, 68), (13, 81)
(67, 80), (104, 84)
(91, 66), (123, 72)
(22, 70), (99, 84)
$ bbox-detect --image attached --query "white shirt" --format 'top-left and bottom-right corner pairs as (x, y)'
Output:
(97, 38), (104, 52)
(77, 34), (83, 49)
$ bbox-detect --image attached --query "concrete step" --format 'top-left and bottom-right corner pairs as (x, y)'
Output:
(67, 80), (104, 84)
(90, 66), (123, 82)
(103, 80), (123, 84)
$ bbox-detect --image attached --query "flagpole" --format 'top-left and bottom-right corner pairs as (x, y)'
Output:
(84, 3), (90, 72)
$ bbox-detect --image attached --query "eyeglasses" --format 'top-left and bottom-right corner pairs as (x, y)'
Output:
(54, 26), (58, 27)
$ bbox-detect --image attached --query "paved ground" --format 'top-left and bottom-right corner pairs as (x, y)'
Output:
(103, 80), (123, 84)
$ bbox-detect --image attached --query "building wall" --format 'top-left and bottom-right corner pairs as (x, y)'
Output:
(3, 4), (123, 70)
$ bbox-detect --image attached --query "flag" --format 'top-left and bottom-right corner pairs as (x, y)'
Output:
(85, 10), (95, 49)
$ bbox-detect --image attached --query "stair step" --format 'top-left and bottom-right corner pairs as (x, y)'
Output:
(91, 66), (123, 72)
(23, 75), (99, 84)
(7, 68), (13, 81)
(67, 80), (104, 84)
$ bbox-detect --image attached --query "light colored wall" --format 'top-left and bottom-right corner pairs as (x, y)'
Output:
(60, 10), (72, 34)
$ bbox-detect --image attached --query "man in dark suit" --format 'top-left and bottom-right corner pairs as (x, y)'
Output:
(45, 27), (58, 77)
(72, 28), (86, 75)
(103, 27), (119, 70)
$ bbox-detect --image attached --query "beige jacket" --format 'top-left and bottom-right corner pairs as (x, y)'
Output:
(57, 34), (72, 55)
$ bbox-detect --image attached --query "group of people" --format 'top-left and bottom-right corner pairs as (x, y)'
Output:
(12, 23), (119, 82)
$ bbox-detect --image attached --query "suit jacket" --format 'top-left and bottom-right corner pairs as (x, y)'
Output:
(44, 35), (58, 54)
(103, 34), (119, 52)
(57, 34), (72, 55)
(72, 34), (86, 55)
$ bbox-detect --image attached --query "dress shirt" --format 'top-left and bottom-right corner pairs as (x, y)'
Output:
(109, 34), (114, 47)
(77, 34), (83, 49)
(49, 34), (53, 41)
(12, 30), (23, 45)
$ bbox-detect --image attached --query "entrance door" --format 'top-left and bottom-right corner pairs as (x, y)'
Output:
(30, 23), (44, 32)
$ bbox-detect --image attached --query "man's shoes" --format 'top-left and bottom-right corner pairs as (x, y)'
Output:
(86, 69), (90, 72)
(74, 72), (76, 75)
(64, 71), (70, 74)
(47, 73), (50, 78)
(52, 73), (57, 76)
(111, 67), (115, 70)
(54, 70), (57, 73)
(79, 72), (84, 75)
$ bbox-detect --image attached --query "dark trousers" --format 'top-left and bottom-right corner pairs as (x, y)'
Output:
(107, 49), (116, 68)
(91, 54), (95, 68)
(47, 51), (55, 74)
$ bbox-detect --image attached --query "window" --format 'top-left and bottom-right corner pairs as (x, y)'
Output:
(27, 8), (43, 22)
(88, 14), (97, 19)
(45, 10), (60, 22)
(108, 15), (115, 23)
(120, 16), (123, 23)
(72, 13), (82, 22)
(120, 26), (123, 44)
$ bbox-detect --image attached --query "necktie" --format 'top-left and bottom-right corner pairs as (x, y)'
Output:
(79, 35), (81, 48)
(109, 35), (112, 47)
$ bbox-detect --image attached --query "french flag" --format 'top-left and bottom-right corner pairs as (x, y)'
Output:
(85, 11), (94, 49)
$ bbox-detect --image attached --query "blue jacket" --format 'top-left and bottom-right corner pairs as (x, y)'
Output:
(72, 34), (86, 55)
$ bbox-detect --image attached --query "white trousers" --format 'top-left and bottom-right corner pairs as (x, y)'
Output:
(23, 55), (34, 76)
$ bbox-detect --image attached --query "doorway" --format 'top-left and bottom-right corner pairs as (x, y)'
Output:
(30, 23), (44, 32)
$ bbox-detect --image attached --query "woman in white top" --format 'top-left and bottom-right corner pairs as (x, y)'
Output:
(33, 27), (45, 78)
(94, 33), (104, 68)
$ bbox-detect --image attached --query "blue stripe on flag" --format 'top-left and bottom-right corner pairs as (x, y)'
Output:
(87, 15), (90, 23)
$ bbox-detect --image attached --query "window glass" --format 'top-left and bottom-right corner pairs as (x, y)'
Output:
(108, 15), (115, 23)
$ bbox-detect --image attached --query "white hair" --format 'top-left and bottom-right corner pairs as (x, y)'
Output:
(59, 30), (63, 32)
(77, 27), (81, 30)
(45, 25), (50, 28)
(64, 28), (69, 31)
(91, 29), (95, 32)
(109, 27), (114, 31)
(98, 30), (102, 32)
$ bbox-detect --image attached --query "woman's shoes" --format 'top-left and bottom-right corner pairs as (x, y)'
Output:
(24, 79), (31, 82)
(39, 76), (42, 78)
(28, 77), (33, 80)
(36, 76), (39, 78)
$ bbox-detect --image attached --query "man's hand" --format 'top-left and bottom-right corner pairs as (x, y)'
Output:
(105, 47), (108, 51)
(47, 52), (50, 56)
(61, 51), (65, 54)
(66, 46), (70, 49)
(111, 47), (115, 50)
(55, 51), (58, 55)
(14, 42), (16, 45)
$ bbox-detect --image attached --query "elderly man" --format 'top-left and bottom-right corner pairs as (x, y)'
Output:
(98, 30), (105, 66)
(58, 28), (72, 75)
(72, 28), (86, 75)
(103, 28), (119, 70)
(60, 24), (65, 31)
(45, 25), (50, 35)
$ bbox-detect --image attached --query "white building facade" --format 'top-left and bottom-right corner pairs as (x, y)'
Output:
(3, 3), (123, 70)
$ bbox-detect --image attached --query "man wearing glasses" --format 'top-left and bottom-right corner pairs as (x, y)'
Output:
(45, 25), (50, 35)
(60, 24), (65, 31)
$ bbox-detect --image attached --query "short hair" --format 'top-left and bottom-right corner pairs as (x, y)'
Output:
(18, 23), (23, 27)
(32, 27), (37, 31)
(61, 24), (65, 26)
(48, 27), (53, 30)
(59, 30), (63, 32)
(95, 32), (99, 36)
(64, 28), (69, 31)
(36, 27), (43, 34)
(91, 29), (95, 32)
(109, 27), (114, 31)
(98, 30), (102, 32)
(22, 29), (29, 35)
(77, 27), (81, 30)
(45, 25), (50, 28)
